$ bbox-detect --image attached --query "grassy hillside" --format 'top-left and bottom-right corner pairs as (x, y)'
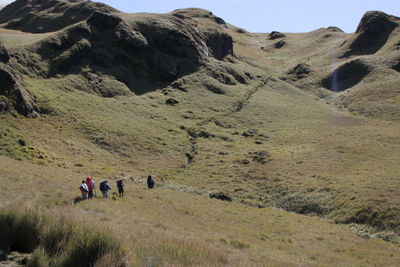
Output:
(1, 156), (400, 266)
(0, 0), (400, 265)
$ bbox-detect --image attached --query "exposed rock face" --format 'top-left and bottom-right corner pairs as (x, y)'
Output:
(0, 64), (36, 117)
(131, 15), (208, 84)
(0, 45), (10, 63)
(321, 59), (370, 92)
(343, 11), (399, 57)
(0, 1), (236, 96)
(393, 61), (400, 72)
(32, 7), (234, 94)
(274, 40), (286, 48)
(203, 29), (234, 60)
(268, 31), (286, 40)
(0, 0), (117, 33)
(287, 63), (312, 79)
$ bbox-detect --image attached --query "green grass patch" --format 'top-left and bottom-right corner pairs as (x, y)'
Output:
(0, 120), (49, 163)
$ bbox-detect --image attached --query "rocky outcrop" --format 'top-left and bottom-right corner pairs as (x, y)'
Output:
(171, 8), (225, 24)
(36, 11), (201, 93)
(203, 29), (234, 60)
(343, 11), (399, 57)
(0, 64), (36, 117)
(321, 59), (370, 92)
(287, 63), (312, 80)
(274, 40), (286, 49)
(0, 45), (10, 63)
(1, 1), (235, 96)
(35, 8), (234, 94)
(268, 31), (286, 40)
(209, 192), (232, 202)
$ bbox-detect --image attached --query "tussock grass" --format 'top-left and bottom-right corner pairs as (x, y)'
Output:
(0, 209), (126, 267)
(1, 156), (400, 266)
(1, 5), (400, 266)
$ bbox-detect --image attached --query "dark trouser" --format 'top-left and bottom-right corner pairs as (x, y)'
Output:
(147, 181), (154, 189)
(88, 188), (93, 199)
(118, 187), (124, 197)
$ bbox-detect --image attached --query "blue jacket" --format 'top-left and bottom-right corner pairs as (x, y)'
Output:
(100, 181), (111, 191)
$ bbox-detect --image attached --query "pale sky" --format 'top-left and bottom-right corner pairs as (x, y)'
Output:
(1, 0), (399, 33)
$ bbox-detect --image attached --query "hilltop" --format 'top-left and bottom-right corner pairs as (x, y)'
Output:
(0, 0), (399, 265)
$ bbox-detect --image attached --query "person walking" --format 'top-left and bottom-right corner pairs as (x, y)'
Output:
(116, 180), (124, 197)
(99, 180), (111, 198)
(80, 180), (89, 200)
(86, 176), (94, 199)
(147, 175), (155, 189)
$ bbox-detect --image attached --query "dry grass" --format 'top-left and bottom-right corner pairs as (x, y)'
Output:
(1, 156), (400, 266)
(0, 28), (53, 47)
(0, 5), (400, 266)
(1, 46), (400, 263)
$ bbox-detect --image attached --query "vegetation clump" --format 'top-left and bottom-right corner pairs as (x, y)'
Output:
(0, 209), (126, 267)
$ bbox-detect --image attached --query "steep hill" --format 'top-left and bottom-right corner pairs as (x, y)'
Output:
(0, 0), (400, 265)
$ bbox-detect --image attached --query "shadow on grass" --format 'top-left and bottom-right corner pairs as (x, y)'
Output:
(73, 197), (84, 204)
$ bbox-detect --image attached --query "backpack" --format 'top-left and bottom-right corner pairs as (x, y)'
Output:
(100, 181), (106, 191)
(86, 176), (93, 189)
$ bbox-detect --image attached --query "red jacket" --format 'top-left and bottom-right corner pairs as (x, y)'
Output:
(86, 176), (94, 189)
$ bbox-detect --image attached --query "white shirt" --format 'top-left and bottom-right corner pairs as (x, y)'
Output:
(81, 183), (89, 192)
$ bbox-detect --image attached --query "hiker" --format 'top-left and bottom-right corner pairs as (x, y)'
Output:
(99, 180), (111, 198)
(147, 175), (155, 189)
(80, 180), (89, 200)
(86, 176), (94, 199)
(161, 177), (165, 185)
(116, 180), (124, 197)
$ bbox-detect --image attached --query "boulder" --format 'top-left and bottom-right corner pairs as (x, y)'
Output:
(214, 16), (226, 25)
(209, 192), (232, 202)
(165, 98), (179, 106)
(287, 63), (312, 79)
(268, 31), (286, 40)
(274, 40), (286, 49)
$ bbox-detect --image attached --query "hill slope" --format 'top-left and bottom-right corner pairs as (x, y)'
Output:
(0, 0), (400, 265)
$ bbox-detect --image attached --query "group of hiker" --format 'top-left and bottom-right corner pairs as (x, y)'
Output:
(79, 175), (164, 200)
(79, 176), (124, 200)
